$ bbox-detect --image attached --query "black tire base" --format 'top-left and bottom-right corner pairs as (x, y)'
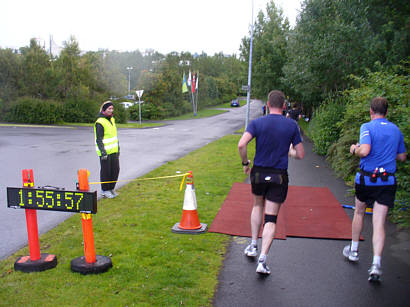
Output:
(14, 253), (57, 273)
(70, 255), (112, 275)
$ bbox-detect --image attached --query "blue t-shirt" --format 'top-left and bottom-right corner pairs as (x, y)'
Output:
(355, 118), (406, 185)
(246, 114), (302, 169)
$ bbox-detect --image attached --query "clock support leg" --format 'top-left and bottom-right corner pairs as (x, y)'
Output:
(14, 169), (57, 272)
(71, 169), (112, 274)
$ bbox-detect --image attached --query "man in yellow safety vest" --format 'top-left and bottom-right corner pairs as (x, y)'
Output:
(94, 101), (120, 198)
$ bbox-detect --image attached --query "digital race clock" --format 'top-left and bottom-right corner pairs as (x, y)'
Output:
(7, 187), (97, 214)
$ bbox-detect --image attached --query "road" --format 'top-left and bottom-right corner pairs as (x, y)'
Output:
(0, 101), (262, 260)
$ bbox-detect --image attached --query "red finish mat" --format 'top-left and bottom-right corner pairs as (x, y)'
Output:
(283, 186), (354, 239)
(209, 183), (287, 239)
(209, 183), (354, 240)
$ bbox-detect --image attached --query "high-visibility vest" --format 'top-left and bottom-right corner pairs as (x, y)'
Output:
(94, 117), (119, 156)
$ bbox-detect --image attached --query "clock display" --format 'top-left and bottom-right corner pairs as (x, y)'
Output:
(7, 187), (97, 213)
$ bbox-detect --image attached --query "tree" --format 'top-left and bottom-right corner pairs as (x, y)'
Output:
(53, 36), (83, 99)
(0, 48), (20, 105)
(19, 39), (53, 98)
(364, 0), (410, 66)
(282, 0), (410, 112)
(240, 0), (290, 98)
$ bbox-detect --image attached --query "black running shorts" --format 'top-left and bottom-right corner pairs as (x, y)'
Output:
(250, 166), (289, 203)
(355, 183), (397, 208)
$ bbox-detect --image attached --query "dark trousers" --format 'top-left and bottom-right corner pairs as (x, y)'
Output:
(100, 153), (120, 191)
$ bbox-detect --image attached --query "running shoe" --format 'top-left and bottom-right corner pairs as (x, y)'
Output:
(244, 244), (258, 257)
(368, 264), (382, 282)
(101, 190), (114, 199)
(110, 190), (118, 197)
(343, 245), (359, 262)
(256, 260), (270, 275)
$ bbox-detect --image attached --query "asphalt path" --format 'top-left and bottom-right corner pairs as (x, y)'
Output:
(0, 101), (262, 260)
(213, 135), (410, 306)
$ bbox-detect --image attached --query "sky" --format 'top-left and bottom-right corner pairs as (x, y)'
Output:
(1, 0), (302, 55)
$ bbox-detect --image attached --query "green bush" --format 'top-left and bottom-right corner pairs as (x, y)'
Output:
(129, 103), (163, 120)
(63, 99), (100, 123)
(8, 97), (63, 124)
(111, 101), (128, 124)
(0, 98), (4, 121)
(308, 95), (346, 155)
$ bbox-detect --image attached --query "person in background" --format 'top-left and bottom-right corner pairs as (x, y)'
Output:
(262, 104), (267, 116)
(238, 90), (304, 275)
(343, 97), (406, 282)
(94, 101), (120, 198)
(286, 102), (302, 122)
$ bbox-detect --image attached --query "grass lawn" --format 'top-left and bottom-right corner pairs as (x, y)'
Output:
(297, 119), (310, 138)
(163, 108), (227, 121)
(63, 122), (166, 129)
(163, 99), (251, 120)
(0, 132), (254, 306)
(0, 122), (165, 129)
(0, 101), (238, 129)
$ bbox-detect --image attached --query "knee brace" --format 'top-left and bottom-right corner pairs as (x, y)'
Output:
(264, 214), (277, 225)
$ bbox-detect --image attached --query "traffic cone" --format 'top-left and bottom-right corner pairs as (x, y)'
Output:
(172, 171), (207, 234)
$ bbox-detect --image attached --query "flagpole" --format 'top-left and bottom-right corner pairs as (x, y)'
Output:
(192, 72), (196, 116)
(192, 91), (196, 116)
(195, 71), (199, 114)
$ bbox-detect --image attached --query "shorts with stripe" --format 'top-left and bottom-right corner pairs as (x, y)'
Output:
(250, 166), (288, 203)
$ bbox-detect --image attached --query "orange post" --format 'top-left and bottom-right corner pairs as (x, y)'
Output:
(22, 169), (41, 261)
(25, 209), (41, 261)
(77, 169), (96, 263)
(77, 169), (90, 191)
(81, 214), (96, 263)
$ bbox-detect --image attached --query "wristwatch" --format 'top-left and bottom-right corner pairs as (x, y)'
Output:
(352, 144), (360, 155)
(242, 160), (250, 166)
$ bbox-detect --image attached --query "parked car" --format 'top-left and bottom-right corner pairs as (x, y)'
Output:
(230, 99), (240, 107)
(119, 102), (134, 109)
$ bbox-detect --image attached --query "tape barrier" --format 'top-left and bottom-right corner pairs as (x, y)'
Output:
(88, 172), (191, 191)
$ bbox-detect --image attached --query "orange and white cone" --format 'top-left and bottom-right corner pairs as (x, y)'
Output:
(172, 171), (207, 234)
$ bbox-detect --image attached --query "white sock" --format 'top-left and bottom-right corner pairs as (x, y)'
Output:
(351, 241), (359, 251)
(258, 254), (267, 263)
(373, 256), (381, 266)
(251, 240), (257, 247)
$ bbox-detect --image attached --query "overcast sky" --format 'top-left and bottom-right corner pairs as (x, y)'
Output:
(1, 0), (301, 55)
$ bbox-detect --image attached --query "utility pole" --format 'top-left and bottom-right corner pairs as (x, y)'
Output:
(126, 67), (133, 97)
(49, 35), (52, 58)
(245, 0), (254, 129)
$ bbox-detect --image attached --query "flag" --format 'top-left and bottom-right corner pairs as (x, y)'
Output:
(187, 70), (191, 87)
(195, 71), (199, 91)
(182, 73), (188, 93)
(192, 72), (196, 93)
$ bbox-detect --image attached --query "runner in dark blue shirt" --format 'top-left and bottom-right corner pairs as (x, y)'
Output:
(343, 97), (406, 282)
(238, 90), (304, 275)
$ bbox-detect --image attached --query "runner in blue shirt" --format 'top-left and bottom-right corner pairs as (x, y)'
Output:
(238, 90), (304, 275)
(343, 97), (406, 282)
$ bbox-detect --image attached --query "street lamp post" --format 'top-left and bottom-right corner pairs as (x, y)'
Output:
(126, 67), (133, 97)
(245, 0), (254, 129)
